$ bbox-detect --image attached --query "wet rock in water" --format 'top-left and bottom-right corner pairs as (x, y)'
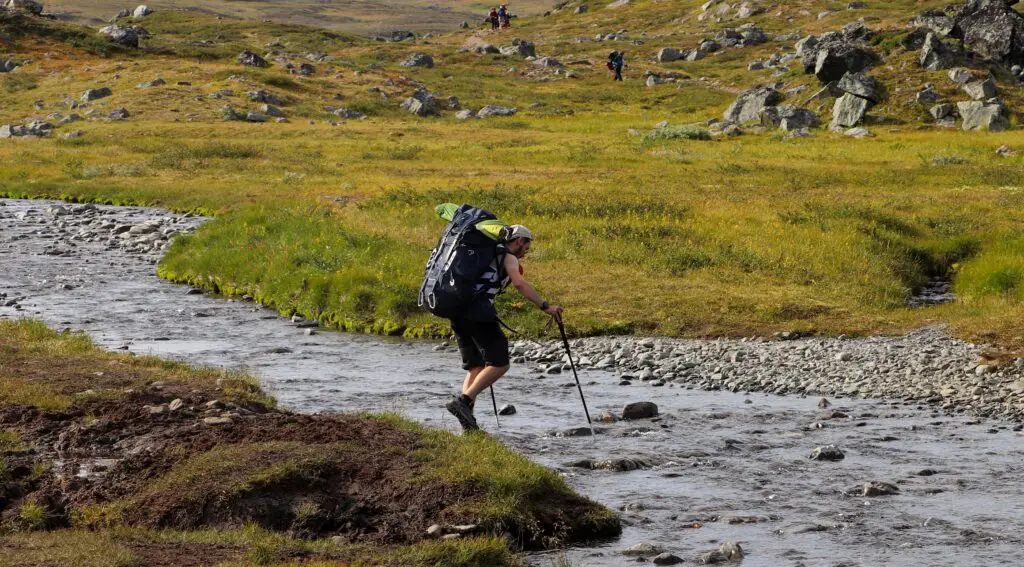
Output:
(622, 401), (659, 420)
(700, 541), (744, 564)
(863, 481), (899, 496)
(818, 397), (832, 408)
(810, 444), (845, 461)
(623, 542), (664, 557)
(653, 552), (685, 565)
(498, 404), (516, 415)
(553, 426), (602, 437)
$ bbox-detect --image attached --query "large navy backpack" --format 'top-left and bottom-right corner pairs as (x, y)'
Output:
(419, 205), (504, 320)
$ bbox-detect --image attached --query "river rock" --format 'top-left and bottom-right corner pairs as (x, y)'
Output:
(920, 33), (954, 70)
(723, 85), (781, 124)
(498, 404), (516, 415)
(837, 71), (880, 103)
(623, 542), (664, 557)
(400, 53), (434, 68)
(863, 481), (899, 496)
(653, 552), (684, 565)
(622, 401), (659, 419)
(957, 100), (1009, 131)
(830, 92), (869, 128)
(810, 444), (845, 461)
(962, 77), (997, 100)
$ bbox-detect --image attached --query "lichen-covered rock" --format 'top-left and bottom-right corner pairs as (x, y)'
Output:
(951, 0), (1024, 63)
(962, 77), (998, 100)
(830, 93), (869, 128)
(957, 100), (1010, 131)
(837, 71), (881, 102)
(723, 85), (782, 123)
(920, 32), (954, 70)
(98, 25), (139, 48)
(400, 53), (434, 68)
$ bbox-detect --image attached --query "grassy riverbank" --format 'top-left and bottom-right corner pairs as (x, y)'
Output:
(1, 8), (1024, 346)
(0, 320), (619, 566)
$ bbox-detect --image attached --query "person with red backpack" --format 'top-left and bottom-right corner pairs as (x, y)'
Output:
(489, 7), (499, 30)
(420, 203), (563, 431)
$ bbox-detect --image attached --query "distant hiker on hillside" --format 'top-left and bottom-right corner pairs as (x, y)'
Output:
(610, 51), (625, 81)
(419, 204), (564, 431)
(489, 7), (499, 30)
(498, 4), (511, 28)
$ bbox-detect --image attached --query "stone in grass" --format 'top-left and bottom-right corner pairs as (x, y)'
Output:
(622, 401), (658, 420)
(862, 481), (899, 496)
(810, 444), (845, 461)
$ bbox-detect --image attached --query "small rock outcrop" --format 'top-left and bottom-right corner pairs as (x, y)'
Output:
(0, 121), (52, 138)
(830, 93), (870, 129)
(657, 47), (684, 63)
(98, 25), (139, 47)
(237, 51), (269, 68)
(400, 53), (434, 68)
(760, 105), (820, 131)
(5, 0), (43, 15)
(81, 87), (113, 102)
(477, 105), (517, 118)
(723, 85), (781, 123)
(920, 32), (954, 70)
(836, 71), (881, 103)
(962, 76), (997, 100)
(957, 100), (1010, 131)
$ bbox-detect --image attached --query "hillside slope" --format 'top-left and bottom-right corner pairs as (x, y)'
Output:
(0, 2), (1023, 347)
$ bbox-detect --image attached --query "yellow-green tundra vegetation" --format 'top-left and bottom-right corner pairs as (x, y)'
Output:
(0, 320), (618, 566)
(0, 1), (1022, 348)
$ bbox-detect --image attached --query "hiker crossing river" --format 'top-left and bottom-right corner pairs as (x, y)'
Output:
(419, 203), (563, 431)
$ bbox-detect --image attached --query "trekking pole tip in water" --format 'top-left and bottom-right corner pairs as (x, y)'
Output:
(490, 385), (500, 428)
(557, 319), (593, 433)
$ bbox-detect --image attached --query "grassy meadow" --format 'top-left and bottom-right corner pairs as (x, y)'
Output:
(1, 4), (1023, 346)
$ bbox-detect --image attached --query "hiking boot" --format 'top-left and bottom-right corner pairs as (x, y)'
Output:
(446, 396), (479, 431)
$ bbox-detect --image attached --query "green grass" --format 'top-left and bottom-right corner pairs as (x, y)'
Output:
(1, 9), (1023, 347)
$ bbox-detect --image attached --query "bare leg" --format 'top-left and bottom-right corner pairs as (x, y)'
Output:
(462, 367), (483, 397)
(464, 365), (511, 401)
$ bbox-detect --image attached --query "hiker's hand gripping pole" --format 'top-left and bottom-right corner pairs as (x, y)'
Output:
(557, 319), (593, 433)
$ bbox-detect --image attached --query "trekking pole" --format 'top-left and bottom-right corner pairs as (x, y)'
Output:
(557, 319), (593, 434)
(490, 386), (500, 429)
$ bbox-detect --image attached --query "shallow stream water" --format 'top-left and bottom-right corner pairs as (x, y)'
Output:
(2, 198), (1023, 566)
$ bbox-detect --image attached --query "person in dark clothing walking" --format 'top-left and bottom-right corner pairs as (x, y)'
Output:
(611, 51), (625, 81)
(489, 7), (499, 30)
(430, 205), (563, 431)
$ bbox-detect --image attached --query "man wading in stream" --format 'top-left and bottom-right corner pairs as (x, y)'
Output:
(419, 203), (563, 431)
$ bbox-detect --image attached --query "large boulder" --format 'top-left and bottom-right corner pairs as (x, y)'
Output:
(830, 92), (870, 128)
(795, 35), (819, 57)
(837, 71), (880, 103)
(400, 53), (434, 68)
(98, 25), (139, 47)
(920, 32), (954, 70)
(957, 100), (1010, 131)
(759, 105), (820, 131)
(814, 42), (877, 82)
(951, 0), (1024, 63)
(723, 85), (782, 123)
(238, 51), (269, 68)
(5, 0), (43, 15)
(657, 47), (684, 62)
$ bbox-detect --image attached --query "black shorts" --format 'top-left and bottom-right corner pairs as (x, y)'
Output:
(451, 318), (509, 370)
